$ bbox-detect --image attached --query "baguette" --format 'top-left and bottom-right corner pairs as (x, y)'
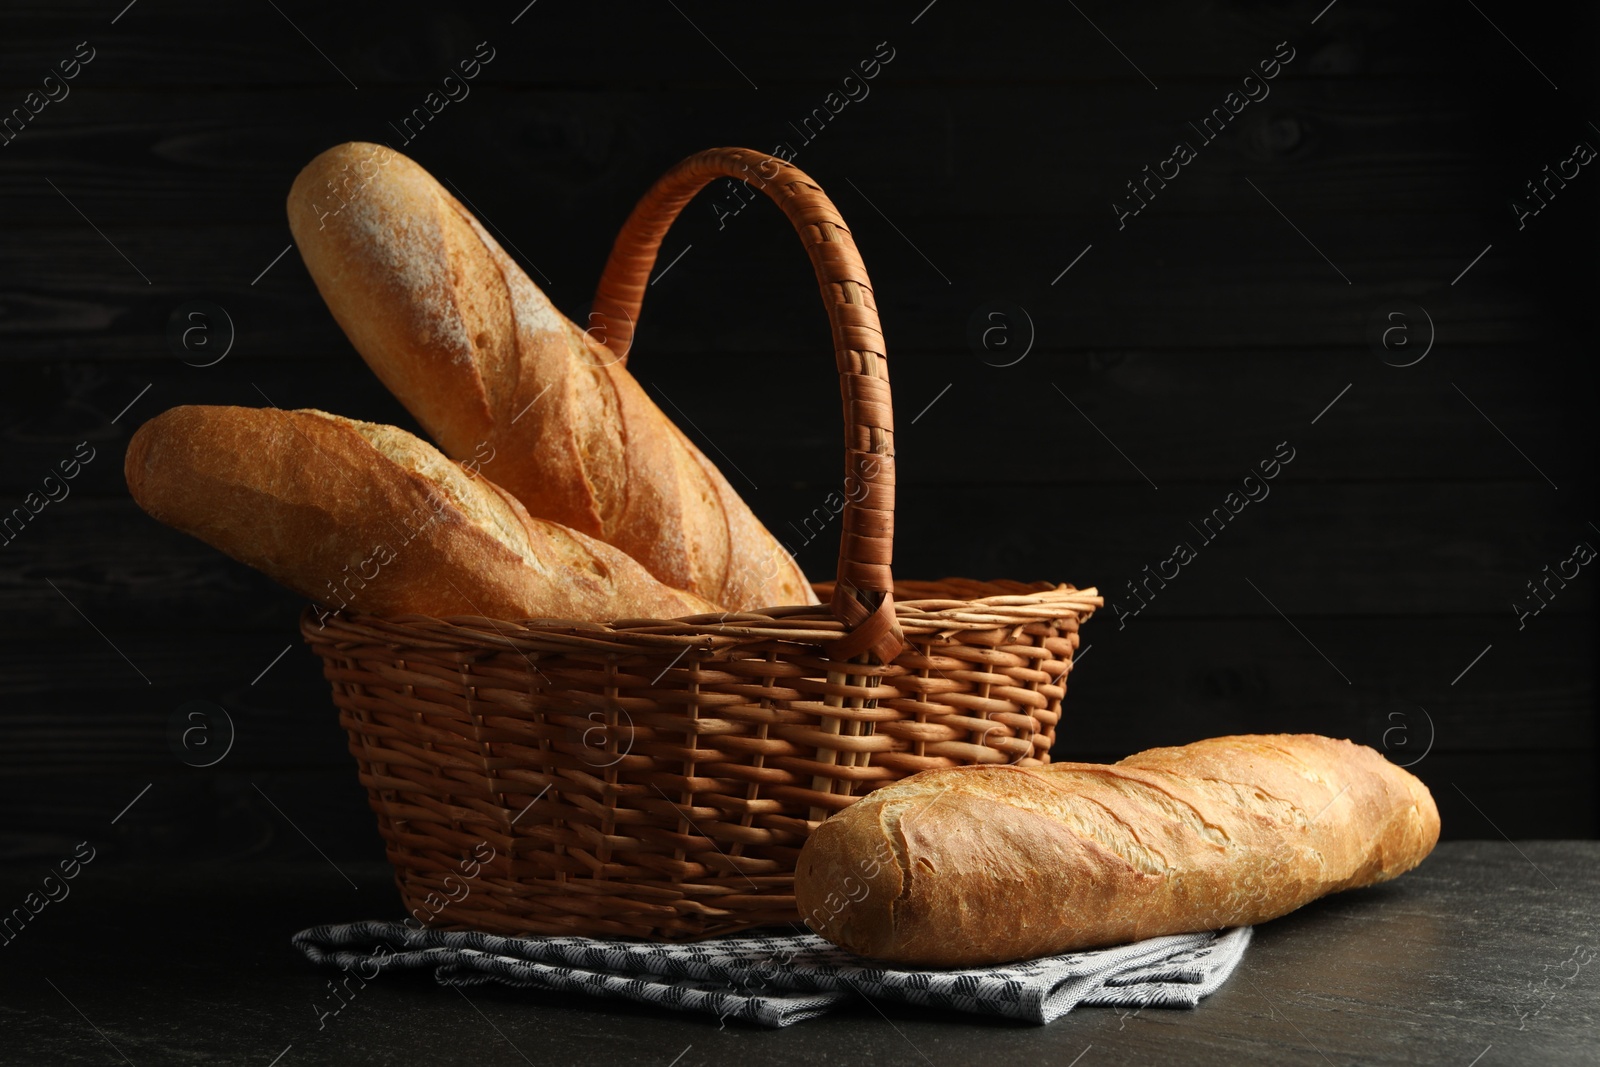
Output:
(795, 734), (1439, 966)
(286, 142), (816, 612)
(124, 405), (719, 624)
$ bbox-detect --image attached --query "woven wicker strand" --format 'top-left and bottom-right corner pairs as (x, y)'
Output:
(302, 147), (1102, 941)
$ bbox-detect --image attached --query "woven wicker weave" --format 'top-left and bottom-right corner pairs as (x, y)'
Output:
(300, 147), (1101, 940)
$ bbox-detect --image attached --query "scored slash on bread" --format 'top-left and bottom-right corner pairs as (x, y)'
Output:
(794, 733), (1441, 966)
(287, 141), (816, 612)
(124, 405), (720, 624)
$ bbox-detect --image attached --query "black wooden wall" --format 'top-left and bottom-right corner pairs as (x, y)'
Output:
(2, 0), (1594, 869)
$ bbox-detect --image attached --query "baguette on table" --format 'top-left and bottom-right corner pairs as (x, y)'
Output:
(795, 734), (1440, 966)
(287, 142), (815, 613)
(124, 405), (719, 624)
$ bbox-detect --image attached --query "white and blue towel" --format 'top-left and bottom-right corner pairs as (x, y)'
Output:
(293, 921), (1251, 1028)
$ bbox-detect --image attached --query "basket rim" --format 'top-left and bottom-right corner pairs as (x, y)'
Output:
(300, 579), (1102, 656)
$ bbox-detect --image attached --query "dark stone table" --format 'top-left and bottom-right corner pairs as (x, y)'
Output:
(1, 842), (1594, 1066)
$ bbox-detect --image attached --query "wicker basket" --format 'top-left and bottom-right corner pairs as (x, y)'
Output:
(300, 147), (1101, 941)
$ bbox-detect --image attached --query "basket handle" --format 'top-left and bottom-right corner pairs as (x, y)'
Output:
(589, 147), (904, 664)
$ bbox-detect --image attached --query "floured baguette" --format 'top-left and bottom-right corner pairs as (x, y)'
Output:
(795, 734), (1439, 966)
(286, 142), (816, 612)
(124, 405), (719, 624)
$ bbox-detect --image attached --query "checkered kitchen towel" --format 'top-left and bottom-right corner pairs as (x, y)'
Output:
(293, 922), (1251, 1028)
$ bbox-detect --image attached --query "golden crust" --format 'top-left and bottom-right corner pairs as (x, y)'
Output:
(123, 405), (719, 622)
(287, 141), (816, 611)
(795, 734), (1440, 966)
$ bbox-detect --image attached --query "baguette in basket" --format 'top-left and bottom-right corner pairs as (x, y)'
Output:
(124, 405), (718, 623)
(287, 142), (814, 613)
